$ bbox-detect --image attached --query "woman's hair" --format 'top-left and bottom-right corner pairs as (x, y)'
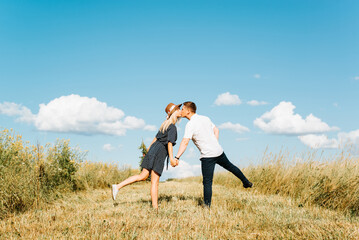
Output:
(159, 110), (180, 133)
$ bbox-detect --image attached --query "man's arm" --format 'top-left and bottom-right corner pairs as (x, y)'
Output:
(213, 126), (219, 140)
(175, 138), (190, 159)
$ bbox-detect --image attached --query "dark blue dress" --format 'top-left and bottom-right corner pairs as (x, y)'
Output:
(140, 124), (177, 176)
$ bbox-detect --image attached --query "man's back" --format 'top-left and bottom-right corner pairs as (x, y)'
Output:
(184, 114), (223, 158)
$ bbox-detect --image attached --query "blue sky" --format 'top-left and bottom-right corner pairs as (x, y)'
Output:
(1, 1), (358, 179)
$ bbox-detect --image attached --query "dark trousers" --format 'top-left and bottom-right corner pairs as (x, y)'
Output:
(200, 152), (249, 207)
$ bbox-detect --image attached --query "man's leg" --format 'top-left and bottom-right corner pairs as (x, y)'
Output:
(217, 153), (252, 188)
(201, 157), (217, 207)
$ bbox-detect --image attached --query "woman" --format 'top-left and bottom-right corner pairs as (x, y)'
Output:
(112, 103), (181, 209)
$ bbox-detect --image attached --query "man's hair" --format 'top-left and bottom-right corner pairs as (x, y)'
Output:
(183, 101), (197, 113)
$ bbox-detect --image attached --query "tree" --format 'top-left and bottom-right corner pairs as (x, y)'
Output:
(138, 140), (150, 181)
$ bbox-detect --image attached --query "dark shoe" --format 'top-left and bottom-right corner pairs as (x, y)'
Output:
(243, 181), (253, 188)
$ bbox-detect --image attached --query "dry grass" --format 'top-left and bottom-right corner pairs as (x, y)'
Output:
(2, 128), (359, 239)
(1, 181), (358, 239)
(200, 149), (359, 216)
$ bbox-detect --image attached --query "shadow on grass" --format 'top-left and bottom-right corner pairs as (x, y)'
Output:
(138, 194), (204, 206)
(112, 194), (205, 208)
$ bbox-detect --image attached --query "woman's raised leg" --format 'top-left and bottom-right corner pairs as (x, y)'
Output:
(114, 168), (150, 191)
(150, 170), (160, 209)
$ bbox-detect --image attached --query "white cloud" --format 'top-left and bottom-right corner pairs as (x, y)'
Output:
(253, 74), (261, 79)
(254, 101), (339, 135)
(103, 143), (124, 152)
(339, 130), (359, 155)
(298, 134), (339, 149)
(214, 92), (242, 106)
(247, 100), (268, 106)
(0, 94), (154, 136)
(354, 76), (359, 80)
(34, 95), (147, 136)
(123, 116), (146, 129)
(298, 130), (359, 151)
(103, 143), (115, 152)
(184, 147), (198, 159)
(143, 125), (157, 131)
(164, 160), (201, 179)
(0, 102), (35, 123)
(219, 122), (250, 134)
(338, 130), (359, 147)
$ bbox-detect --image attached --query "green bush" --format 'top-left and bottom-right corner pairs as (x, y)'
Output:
(0, 128), (136, 219)
(0, 129), (38, 218)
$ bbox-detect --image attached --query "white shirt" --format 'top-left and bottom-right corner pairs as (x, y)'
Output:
(183, 114), (223, 158)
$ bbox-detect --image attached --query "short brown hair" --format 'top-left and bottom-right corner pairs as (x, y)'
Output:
(183, 101), (197, 113)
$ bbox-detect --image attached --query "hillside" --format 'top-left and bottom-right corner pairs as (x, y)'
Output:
(1, 180), (358, 239)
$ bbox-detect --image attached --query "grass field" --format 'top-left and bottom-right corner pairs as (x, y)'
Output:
(1, 180), (358, 239)
(1, 129), (359, 239)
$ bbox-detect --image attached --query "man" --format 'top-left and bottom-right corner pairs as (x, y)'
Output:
(174, 101), (252, 207)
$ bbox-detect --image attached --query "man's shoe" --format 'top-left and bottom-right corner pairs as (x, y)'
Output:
(243, 181), (253, 188)
(112, 185), (118, 201)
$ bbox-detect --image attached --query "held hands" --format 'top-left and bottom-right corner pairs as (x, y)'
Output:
(170, 158), (179, 167)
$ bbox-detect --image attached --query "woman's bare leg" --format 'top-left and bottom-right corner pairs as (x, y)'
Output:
(150, 170), (160, 209)
(114, 168), (150, 191)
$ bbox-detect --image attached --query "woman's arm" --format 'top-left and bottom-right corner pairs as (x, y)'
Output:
(147, 137), (157, 152)
(168, 142), (173, 159)
(168, 142), (178, 167)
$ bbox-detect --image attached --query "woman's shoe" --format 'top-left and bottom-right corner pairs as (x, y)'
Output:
(112, 185), (118, 200)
